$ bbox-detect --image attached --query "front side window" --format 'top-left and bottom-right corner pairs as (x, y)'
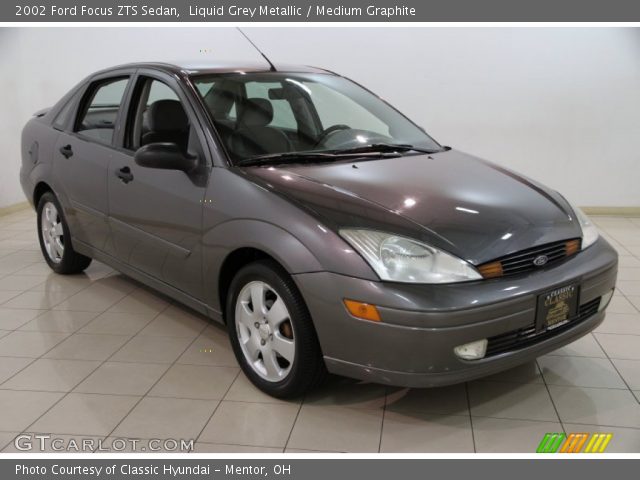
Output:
(75, 77), (129, 144)
(191, 72), (441, 164)
(126, 77), (201, 157)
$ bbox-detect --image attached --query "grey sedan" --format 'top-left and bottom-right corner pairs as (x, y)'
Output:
(20, 61), (617, 397)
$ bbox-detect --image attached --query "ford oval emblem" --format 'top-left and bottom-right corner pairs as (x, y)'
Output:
(533, 255), (549, 266)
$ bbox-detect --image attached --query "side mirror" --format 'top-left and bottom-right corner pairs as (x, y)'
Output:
(134, 143), (197, 172)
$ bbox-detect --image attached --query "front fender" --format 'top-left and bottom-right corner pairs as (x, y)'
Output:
(202, 219), (324, 312)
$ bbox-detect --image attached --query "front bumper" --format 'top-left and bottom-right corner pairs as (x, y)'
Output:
(293, 237), (618, 387)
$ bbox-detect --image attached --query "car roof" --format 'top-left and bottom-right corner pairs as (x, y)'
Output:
(99, 60), (333, 76)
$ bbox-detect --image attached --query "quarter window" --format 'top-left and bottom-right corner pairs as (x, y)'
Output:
(75, 77), (129, 144)
(52, 98), (75, 131)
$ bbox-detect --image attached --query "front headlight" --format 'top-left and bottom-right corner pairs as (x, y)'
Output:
(571, 204), (599, 249)
(339, 229), (482, 284)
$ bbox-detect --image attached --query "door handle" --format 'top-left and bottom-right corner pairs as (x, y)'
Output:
(116, 166), (134, 184)
(59, 144), (73, 159)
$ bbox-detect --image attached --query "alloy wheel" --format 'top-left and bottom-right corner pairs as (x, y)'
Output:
(40, 201), (64, 263)
(234, 280), (296, 382)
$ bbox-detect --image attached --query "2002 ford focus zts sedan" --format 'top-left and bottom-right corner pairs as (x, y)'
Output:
(20, 61), (618, 398)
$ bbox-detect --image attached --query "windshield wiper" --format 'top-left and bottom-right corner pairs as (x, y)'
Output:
(236, 149), (402, 167)
(330, 143), (441, 155)
(236, 152), (341, 167)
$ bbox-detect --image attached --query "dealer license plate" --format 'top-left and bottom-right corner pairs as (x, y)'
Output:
(536, 284), (579, 331)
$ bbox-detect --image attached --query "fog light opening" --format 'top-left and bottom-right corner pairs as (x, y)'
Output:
(454, 339), (488, 360)
(598, 289), (615, 312)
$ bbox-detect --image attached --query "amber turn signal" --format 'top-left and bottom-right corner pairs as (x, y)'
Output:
(477, 261), (503, 279)
(565, 239), (581, 257)
(343, 299), (381, 322)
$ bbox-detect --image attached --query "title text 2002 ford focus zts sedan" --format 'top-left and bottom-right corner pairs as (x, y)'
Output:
(20, 61), (618, 398)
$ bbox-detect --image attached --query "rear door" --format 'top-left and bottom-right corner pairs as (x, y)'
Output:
(53, 72), (133, 250)
(106, 71), (211, 299)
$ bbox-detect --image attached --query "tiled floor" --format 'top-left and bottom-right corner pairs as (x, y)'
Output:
(0, 209), (639, 453)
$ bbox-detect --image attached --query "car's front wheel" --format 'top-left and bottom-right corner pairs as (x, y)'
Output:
(37, 191), (92, 274)
(226, 260), (326, 398)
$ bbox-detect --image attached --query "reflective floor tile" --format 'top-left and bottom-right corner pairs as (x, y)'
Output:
(79, 312), (155, 336)
(385, 384), (469, 416)
(176, 326), (237, 367)
(19, 310), (99, 333)
(107, 288), (170, 316)
(380, 411), (473, 453)
(0, 357), (33, 383)
(0, 308), (44, 330)
(610, 359), (640, 390)
(74, 362), (169, 396)
(3, 358), (100, 392)
(549, 385), (640, 428)
(224, 374), (301, 405)
(595, 312), (640, 335)
(30, 392), (140, 436)
(44, 333), (130, 361)
(0, 275), (47, 291)
(546, 334), (606, 358)
(0, 331), (69, 357)
(149, 364), (239, 400)
(113, 397), (218, 439)
(138, 305), (208, 338)
(0, 389), (64, 431)
(200, 401), (299, 448)
(538, 355), (627, 389)
(469, 381), (558, 422)
(594, 333), (640, 360)
(287, 404), (382, 453)
(303, 377), (387, 410)
(472, 417), (563, 453)
(109, 335), (193, 364)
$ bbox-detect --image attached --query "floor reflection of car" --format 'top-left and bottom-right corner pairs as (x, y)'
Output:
(20, 61), (618, 397)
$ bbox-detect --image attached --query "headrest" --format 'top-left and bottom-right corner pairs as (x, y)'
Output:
(205, 88), (235, 118)
(147, 100), (188, 132)
(240, 98), (273, 127)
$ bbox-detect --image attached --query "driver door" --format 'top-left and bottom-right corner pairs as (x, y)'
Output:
(106, 73), (210, 300)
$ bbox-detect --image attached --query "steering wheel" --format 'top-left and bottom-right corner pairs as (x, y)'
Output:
(313, 124), (351, 148)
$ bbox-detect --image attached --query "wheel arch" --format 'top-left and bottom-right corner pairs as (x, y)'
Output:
(33, 181), (53, 207)
(203, 219), (324, 320)
(217, 247), (283, 323)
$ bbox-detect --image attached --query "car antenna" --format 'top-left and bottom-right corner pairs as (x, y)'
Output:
(236, 27), (277, 72)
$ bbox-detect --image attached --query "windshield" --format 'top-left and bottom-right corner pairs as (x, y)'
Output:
(191, 72), (441, 164)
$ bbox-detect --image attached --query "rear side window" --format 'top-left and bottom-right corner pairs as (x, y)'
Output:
(75, 77), (129, 144)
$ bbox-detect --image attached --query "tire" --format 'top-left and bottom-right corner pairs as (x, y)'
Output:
(226, 260), (326, 398)
(37, 191), (92, 274)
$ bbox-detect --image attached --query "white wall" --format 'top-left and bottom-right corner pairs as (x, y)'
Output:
(1, 27), (639, 208)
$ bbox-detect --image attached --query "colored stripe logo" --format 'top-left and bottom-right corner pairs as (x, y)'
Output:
(537, 433), (613, 453)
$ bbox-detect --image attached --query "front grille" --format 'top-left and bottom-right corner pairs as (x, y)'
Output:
(478, 239), (581, 279)
(485, 296), (601, 357)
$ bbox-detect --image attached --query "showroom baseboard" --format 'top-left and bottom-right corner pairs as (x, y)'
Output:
(582, 206), (640, 216)
(0, 201), (30, 217)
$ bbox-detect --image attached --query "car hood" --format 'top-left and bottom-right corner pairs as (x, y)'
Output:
(243, 149), (582, 265)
